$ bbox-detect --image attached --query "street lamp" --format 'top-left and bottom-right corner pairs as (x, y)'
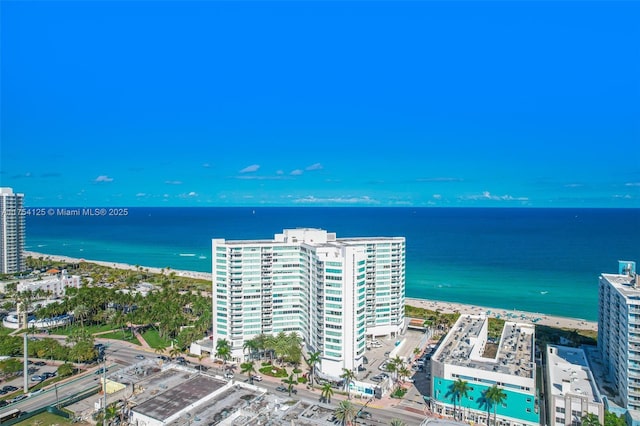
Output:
(354, 397), (374, 426)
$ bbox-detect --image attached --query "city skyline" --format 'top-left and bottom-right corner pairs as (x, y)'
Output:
(2, 1), (639, 208)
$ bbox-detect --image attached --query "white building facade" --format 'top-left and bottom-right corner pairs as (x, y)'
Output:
(431, 315), (539, 426)
(598, 260), (640, 416)
(546, 345), (604, 426)
(211, 228), (405, 378)
(17, 269), (81, 297)
(0, 187), (25, 274)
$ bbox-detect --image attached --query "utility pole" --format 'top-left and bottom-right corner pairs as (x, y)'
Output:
(102, 353), (107, 420)
(23, 332), (28, 394)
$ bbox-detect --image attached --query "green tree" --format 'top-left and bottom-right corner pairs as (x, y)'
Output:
(57, 362), (74, 377)
(333, 400), (357, 426)
(485, 384), (507, 426)
(449, 379), (470, 421)
(582, 413), (601, 426)
(340, 368), (356, 400)
(0, 358), (22, 377)
(604, 411), (626, 426)
(240, 361), (256, 384)
(390, 420), (407, 426)
(320, 382), (334, 404)
(215, 338), (232, 365)
(282, 373), (298, 396)
(306, 351), (321, 389)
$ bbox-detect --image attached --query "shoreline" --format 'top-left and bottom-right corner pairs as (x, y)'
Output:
(24, 251), (597, 331)
(406, 297), (597, 332)
(24, 251), (213, 281)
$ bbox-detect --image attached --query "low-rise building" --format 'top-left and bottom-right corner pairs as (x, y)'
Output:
(546, 345), (604, 426)
(430, 314), (539, 426)
(17, 269), (80, 297)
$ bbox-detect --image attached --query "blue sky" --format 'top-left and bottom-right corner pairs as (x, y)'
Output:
(1, 1), (639, 207)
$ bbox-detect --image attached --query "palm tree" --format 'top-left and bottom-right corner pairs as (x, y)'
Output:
(333, 400), (358, 426)
(243, 338), (260, 361)
(282, 373), (298, 396)
(486, 384), (507, 426)
(215, 338), (232, 365)
(581, 413), (601, 426)
(169, 346), (182, 360)
(306, 351), (321, 388)
(398, 365), (412, 383)
(320, 382), (334, 404)
(449, 379), (470, 421)
(73, 304), (90, 328)
(340, 368), (356, 399)
(390, 420), (407, 426)
(240, 361), (256, 384)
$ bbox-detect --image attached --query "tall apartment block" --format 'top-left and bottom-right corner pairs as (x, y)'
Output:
(0, 187), (25, 274)
(211, 228), (405, 378)
(598, 260), (640, 420)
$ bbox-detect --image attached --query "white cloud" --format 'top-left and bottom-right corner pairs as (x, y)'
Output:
(625, 182), (640, 187)
(202, 163), (211, 168)
(188, 191), (197, 197)
(305, 163), (323, 171)
(94, 175), (114, 183)
(293, 195), (379, 204)
(163, 194), (169, 198)
(165, 180), (183, 185)
(290, 169), (304, 176)
(177, 191), (198, 199)
(433, 194), (442, 199)
(564, 183), (583, 188)
(462, 191), (529, 201)
(235, 175), (291, 180)
(136, 193), (147, 197)
(276, 170), (284, 175)
(240, 164), (260, 173)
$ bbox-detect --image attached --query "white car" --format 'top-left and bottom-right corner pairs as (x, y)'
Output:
(251, 375), (263, 381)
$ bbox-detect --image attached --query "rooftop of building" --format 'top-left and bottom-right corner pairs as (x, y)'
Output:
(601, 272), (640, 297)
(435, 314), (535, 379)
(547, 345), (600, 402)
(132, 374), (226, 421)
(214, 228), (404, 247)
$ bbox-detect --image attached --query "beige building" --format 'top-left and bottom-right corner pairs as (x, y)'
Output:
(546, 345), (604, 426)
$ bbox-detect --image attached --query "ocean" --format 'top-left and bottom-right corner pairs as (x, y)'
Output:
(24, 207), (640, 321)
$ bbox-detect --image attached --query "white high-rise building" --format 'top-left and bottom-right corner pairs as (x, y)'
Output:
(211, 228), (405, 378)
(0, 188), (25, 274)
(598, 260), (640, 417)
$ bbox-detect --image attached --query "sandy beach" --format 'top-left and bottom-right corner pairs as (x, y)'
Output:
(406, 297), (597, 332)
(24, 251), (213, 281)
(24, 251), (596, 332)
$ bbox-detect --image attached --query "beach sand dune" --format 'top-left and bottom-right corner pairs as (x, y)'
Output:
(406, 297), (597, 332)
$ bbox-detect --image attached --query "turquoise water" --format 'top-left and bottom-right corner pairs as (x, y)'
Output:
(25, 207), (640, 321)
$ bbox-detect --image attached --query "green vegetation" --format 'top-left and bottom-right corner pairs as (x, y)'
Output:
(487, 318), (506, 340)
(605, 411), (625, 426)
(14, 411), (72, 425)
(54, 323), (116, 336)
(536, 324), (597, 349)
(142, 328), (172, 349)
(390, 387), (408, 398)
(405, 304), (460, 332)
(259, 365), (288, 378)
(98, 330), (141, 345)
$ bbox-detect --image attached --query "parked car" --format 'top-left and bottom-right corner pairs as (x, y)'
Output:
(95, 367), (107, 375)
(224, 373), (234, 379)
(2, 385), (18, 392)
(275, 386), (297, 394)
(251, 375), (263, 381)
(34, 361), (46, 366)
(30, 375), (44, 382)
(135, 355), (145, 360)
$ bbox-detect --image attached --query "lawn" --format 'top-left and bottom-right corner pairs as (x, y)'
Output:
(141, 328), (171, 349)
(0, 326), (14, 336)
(97, 330), (141, 345)
(50, 323), (116, 336)
(14, 411), (72, 425)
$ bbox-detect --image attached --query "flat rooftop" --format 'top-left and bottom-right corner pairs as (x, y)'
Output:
(436, 315), (535, 378)
(547, 345), (599, 402)
(132, 375), (226, 422)
(601, 273), (640, 299)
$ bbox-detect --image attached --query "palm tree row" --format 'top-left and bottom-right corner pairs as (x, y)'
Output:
(242, 331), (303, 366)
(448, 379), (508, 425)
